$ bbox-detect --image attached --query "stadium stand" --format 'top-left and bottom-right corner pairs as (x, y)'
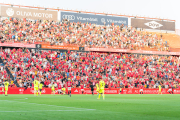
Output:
(0, 18), (169, 51)
(0, 48), (180, 89)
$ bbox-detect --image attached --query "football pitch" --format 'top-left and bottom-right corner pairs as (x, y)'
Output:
(0, 94), (180, 120)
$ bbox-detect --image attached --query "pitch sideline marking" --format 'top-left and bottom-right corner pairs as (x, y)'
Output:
(0, 110), (86, 112)
(0, 100), (96, 111)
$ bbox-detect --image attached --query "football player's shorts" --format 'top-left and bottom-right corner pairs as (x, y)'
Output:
(99, 89), (104, 94)
(96, 88), (99, 92)
(168, 88), (172, 91)
(5, 87), (8, 91)
(52, 89), (55, 92)
(34, 87), (38, 91)
(68, 87), (71, 91)
(58, 89), (62, 92)
(140, 89), (143, 92)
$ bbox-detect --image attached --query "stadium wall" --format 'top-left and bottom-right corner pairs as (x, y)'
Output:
(1, 88), (180, 94)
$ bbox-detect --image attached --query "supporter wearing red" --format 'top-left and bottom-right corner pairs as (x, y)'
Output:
(67, 78), (72, 97)
(80, 83), (84, 94)
(139, 84), (144, 94)
(58, 82), (62, 95)
(168, 83), (173, 94)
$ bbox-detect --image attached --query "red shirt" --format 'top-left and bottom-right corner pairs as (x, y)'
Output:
(81, 85), (84, 89)
(58, 84), (61, 89)
(67, 81), (71, 87)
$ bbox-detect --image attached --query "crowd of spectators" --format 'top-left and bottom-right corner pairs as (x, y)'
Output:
(0, 17), (169, 51)
(0, 48), (179, 89)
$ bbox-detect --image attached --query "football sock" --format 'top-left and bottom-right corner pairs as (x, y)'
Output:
(40, 91), (41, 95)
(5, 91), (7, 95)
(103, 93), (105, 99)
(98, 94), (101, 99)
(36, 92), (38, 96)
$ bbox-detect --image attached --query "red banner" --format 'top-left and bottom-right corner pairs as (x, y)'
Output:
(41, 44), (79, 50)
(0, 43), (36, 48)
(85, 47), (180, 55)
(1, 88), (180, 94)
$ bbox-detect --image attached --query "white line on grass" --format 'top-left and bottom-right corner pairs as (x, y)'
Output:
(14, 98), (28, 100)
(0, 110), (86, 113)
(0, 100), (96, 111)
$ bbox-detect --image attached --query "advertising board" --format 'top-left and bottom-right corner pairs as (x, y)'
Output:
(2, 88), (180, 94)
(131, 18), (175, 31)
(0, 6), (58, 21)
(61, 11), (128, 26)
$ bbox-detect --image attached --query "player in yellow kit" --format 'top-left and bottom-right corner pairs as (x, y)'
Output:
(51, 82), (55, 95)
(158, 85), (162, 95)
(62, 88), (65, 95)
(39, 82), (43, 96)
(4, 80), (9, 96)
(33, 79), (39, 96)
(98, 79), (105, 100)
(96, 82), (99, 96)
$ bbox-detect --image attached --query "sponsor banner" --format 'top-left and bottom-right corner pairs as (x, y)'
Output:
(61, 11), (128, 26)
(0, 42), (36, 48)
(85, 47), (180, 55)
(0, 6), (57, 21)
(131, 18), (175, 31)
(41, 44), (79, 50)
(79, 47), (85, 51)
(2, 88), (180, 94)
(36, 44), (42, 49)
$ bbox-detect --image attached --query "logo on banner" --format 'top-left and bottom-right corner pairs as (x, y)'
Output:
(6, 8), (14, 16)
(144, 21), (163, 29)
(101, 18), (106, 23)
(74, 89), (78, 92)
(62, 14), (75, 20)
(37, 44), (41, 48)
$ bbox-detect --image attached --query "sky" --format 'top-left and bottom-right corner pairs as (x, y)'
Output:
(0, 0), (179, 29)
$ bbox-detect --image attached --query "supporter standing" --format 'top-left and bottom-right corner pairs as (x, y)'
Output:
(90, 82), (94, 95)
(67, 78), (72, 97)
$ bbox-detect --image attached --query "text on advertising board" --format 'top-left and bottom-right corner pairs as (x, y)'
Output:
(131, 18), (175, 31)
(0, 6), (58, 21)
(61, 11), (128, 26)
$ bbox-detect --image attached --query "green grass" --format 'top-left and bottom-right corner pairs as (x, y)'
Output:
(0, 94), (180, 120)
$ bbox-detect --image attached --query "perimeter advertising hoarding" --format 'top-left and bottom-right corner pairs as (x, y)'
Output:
(85, 47), (180, 55)
(41, 44), (79, 50)
(2, 88), (180, 94)
(131, 18), (175, 31)
(61, 11), (128, 26)
(0, 6), (58, 21)
(0, 42), (36, 48)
